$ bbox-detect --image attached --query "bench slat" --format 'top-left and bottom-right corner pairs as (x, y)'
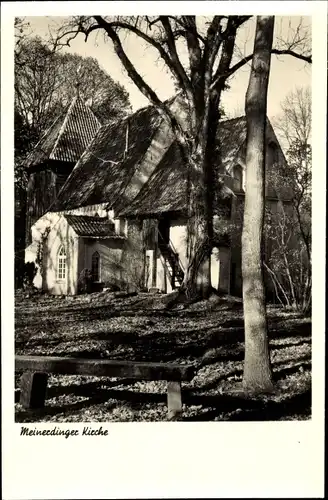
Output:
(15, 355), (195, 382)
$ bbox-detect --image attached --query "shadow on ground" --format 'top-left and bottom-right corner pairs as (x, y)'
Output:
(15, 383), (311, 423)
(15, 292), (312, 422)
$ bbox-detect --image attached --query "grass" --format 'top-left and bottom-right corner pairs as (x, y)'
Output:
(15, 289), (311, 422)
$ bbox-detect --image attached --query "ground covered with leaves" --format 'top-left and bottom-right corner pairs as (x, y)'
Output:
(15, 290), (311, 422)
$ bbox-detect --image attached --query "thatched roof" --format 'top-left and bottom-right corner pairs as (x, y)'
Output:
(25, 97), (101, 169)
(218, 116), (247, 173)
(53, 105), (162, 211)
(64, 214), (124, 239)
(119, 142), (186, 216)
(119, 117), (246, 217)
(50, 101), (285, 219)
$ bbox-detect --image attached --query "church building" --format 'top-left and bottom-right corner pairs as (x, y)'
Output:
(24, 94), (293, 296)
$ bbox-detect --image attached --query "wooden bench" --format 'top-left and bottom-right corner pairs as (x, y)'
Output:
(15, 355), (195, 420)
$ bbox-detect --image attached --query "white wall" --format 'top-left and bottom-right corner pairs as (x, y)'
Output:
(211, 247), (220, 290)
(25, 212), (62, 290)
(145, 249), (154, 290)
(154, 217), (187, 292)
(157, 219), (232, 294)
(43, 216), (78, 295)
(156, 254), (173, 294)
(25, 212), (82, 295)
(24, 205), (125, 295)
(169, 218), (188, 270)
(83, 239), (125, 288)
(211, 247), (231, 293)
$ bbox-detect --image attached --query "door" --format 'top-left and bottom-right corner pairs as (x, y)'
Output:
(158, 217), (170, 245)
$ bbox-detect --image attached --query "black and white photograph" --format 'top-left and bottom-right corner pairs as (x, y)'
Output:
(1, 2), (326, 498)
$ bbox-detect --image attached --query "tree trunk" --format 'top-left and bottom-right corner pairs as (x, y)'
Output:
(183, 146), (212, 300)
(182, 89), (224, 300)
(15, 185), (27, 288)
(242, 16), (275, 394)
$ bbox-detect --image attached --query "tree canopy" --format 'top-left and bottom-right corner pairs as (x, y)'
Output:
(14, 31), (132, 168)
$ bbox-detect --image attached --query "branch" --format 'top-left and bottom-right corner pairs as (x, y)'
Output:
(206, 16), (223, 41)
(210, 46), (312, 92)
(93, 17), (162, 106)
(200, 17), (225, 141)
(210, 16), (251, 92)
(159, 17), (193, 96)
(202, 16), (222, 72)
(271, 48), (312, 64)
(93, 16), (188, 151)
(182, 16), (204, 116)
(94, 18), (197, 105)
(167, 16), (206, 44)
(182, 16), (202, 80)
(51, 29), (82, 51)
(213, 18), (237, 83)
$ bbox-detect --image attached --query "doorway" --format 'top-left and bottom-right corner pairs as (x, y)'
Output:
(158, 217), (170, 246)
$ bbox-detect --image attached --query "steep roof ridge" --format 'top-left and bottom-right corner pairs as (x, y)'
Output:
(110, 96), (189, 214)
(54, 97), (102, 163)
(24, 112), (66, 167)
(74, 95), (183, 170)
(52, 104), (160, 211)
(50, 96), (78, 159)
(118, 117), (247, 218)
(49, 96), (101, 161)
(109, 110), (167, 213)
(24, 96), (101, 168)
(70, 104), (151, 174)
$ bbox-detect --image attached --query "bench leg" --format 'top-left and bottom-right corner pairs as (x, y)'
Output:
(167, 381), (182, 420)
(20, 372), (48, 409)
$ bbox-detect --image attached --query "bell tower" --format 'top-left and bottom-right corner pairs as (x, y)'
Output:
(24, 96), (101, 245)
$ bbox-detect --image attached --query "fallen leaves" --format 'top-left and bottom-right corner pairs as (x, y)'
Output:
(15, 290), (312, 422)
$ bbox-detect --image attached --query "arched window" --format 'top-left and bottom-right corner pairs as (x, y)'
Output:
(91, 251), (100, 282)
(57, 246), (66, 280)
(233, 165), (244, 191)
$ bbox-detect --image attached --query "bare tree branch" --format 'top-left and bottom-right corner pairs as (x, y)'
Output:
(159, 17), (194, 101)
(93, 16), (188, 152)
(210, 45), (312, 93)
(271, 48), (311, 64)
(182, 16), (203, 94)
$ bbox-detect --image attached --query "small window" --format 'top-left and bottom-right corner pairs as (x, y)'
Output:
(57, 246), (66, 280)
(91, 251), (100, 282)
(233, 165), (243, 191)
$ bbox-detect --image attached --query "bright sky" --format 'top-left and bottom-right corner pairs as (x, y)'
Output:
(23, 15), (311, 120)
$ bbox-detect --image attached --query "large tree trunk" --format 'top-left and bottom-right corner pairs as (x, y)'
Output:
(183, 145), (212, 300)
(242, 16), (275, 394)
(182, 92), (223, 300)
